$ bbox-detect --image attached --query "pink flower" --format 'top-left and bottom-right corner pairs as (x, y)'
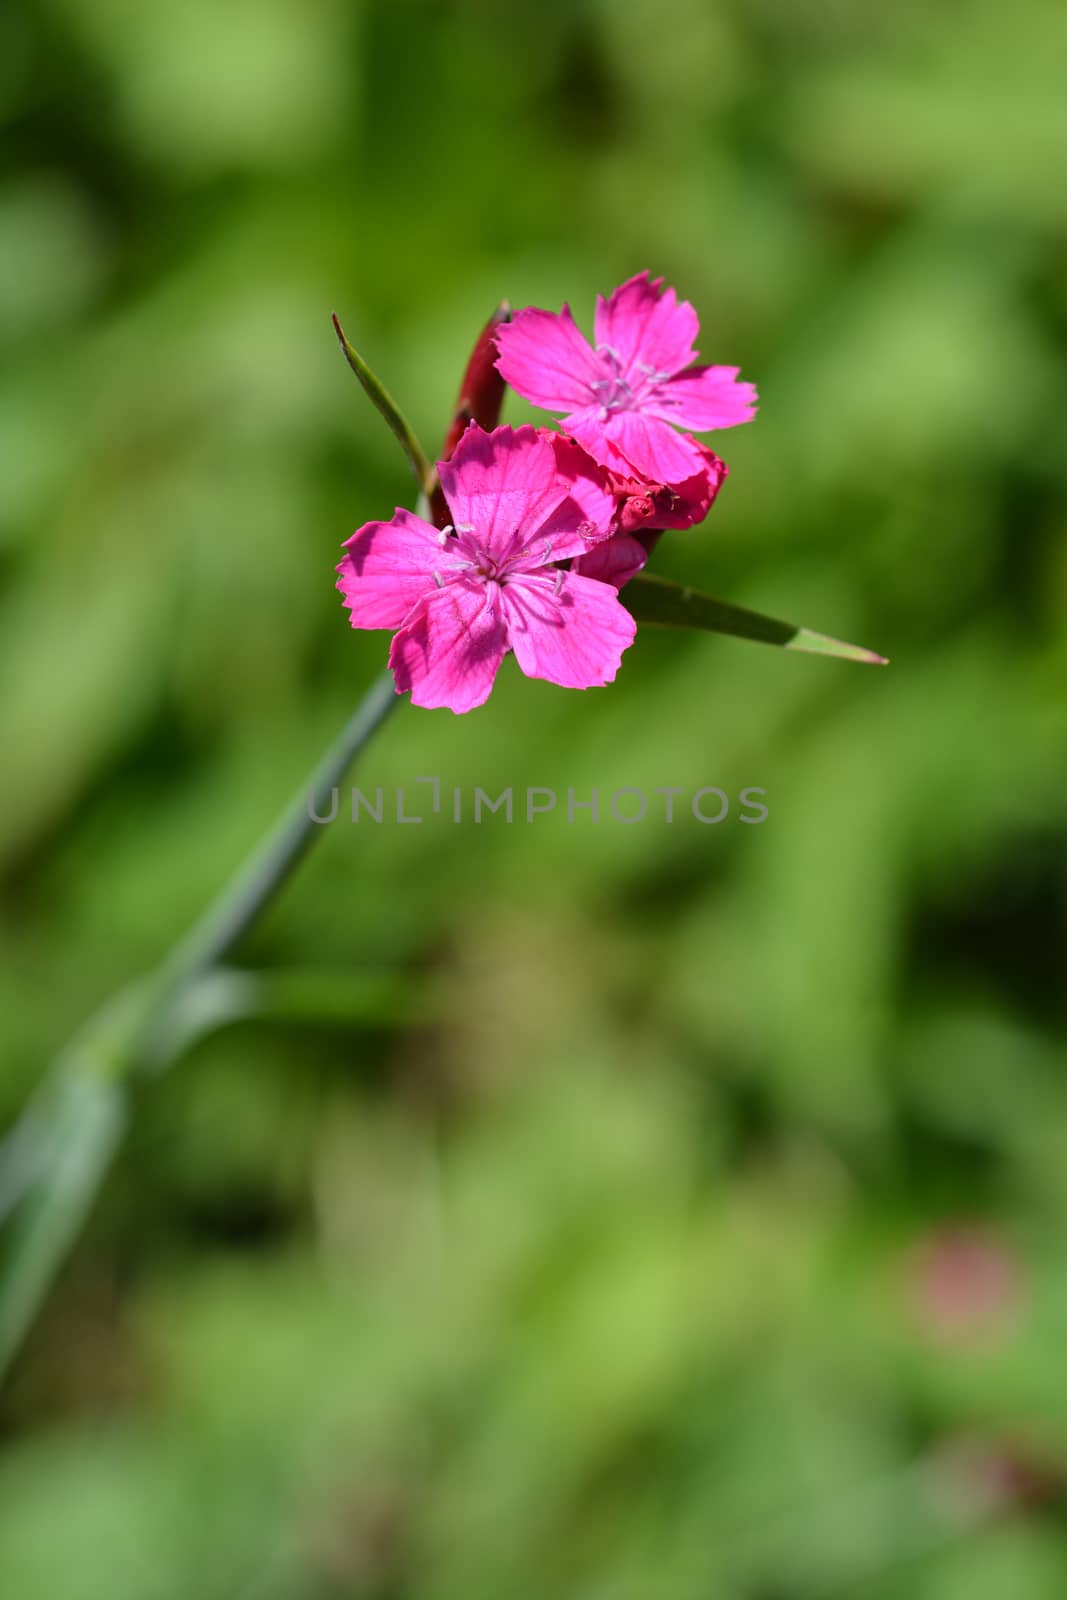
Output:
(337, 424), (636, 714)
(495, 271), (756, 486)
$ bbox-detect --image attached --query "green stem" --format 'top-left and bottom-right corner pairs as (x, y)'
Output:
(1, 321), (443, 1382)
(0, 1069), (125, 1377)
(157, 670), (399, 1003)
(0, 671), (401, 1380)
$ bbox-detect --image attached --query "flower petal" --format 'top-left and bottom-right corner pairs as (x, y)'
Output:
(571, 534), (649, 592)
(501, 570), (636, 690)
(437, 424), (571, 564)
(529, 434), (618, 560)
(593, 272), (698, 383)
(389, 577), (508, 713)
(554, 405), (633, 476)
(494, 304), (603, 412)
(337, 507), (439, 629)
(646, 365), (758, 431)
(591, 408), (708, 487)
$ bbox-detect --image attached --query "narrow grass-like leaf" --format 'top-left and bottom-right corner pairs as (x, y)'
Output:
(0, 1069), (126, 1377)
(0, 673), (402, 1384)
(0, 960), (418, 1381)
(332, 313), (435, 497)
(626, 573), (888, 664)
(140, 966), (424, 1068)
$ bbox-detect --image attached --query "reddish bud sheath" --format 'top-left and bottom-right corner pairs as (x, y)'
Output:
(431, 303), (512, 526)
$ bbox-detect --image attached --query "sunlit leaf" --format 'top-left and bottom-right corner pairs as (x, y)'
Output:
(331, 313), (435, 497)
(626, 573), (888, 664)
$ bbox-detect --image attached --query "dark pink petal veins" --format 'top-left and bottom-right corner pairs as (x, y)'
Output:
(388, 577), (508, 713)
(646, 365), (758, 431)
(602, 409), (709, 487)
(501, 570), (637, 690)
(494, 305), (604, 412)
(437, 424), (572, 564)
(593, 271), (699, 384)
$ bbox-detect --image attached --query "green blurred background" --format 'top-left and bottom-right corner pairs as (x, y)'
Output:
(2, 0), (1066, 1594)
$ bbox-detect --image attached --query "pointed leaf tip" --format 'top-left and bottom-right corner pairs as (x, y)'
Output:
(331, 313), (434, 497)
(625, 573), (887, 665)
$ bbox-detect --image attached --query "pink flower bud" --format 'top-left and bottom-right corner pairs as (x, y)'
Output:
(610, 447), (728, 534)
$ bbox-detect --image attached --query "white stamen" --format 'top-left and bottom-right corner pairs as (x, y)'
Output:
(432, 571), (444, 589)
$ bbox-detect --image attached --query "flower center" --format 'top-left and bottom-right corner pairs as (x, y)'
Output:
(462, 546), (496, 580)
(590, 344), (636, 417)
(433, 526), (526, 590)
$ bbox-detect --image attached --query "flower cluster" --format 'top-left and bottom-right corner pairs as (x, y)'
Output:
(337, 272), (756, 713)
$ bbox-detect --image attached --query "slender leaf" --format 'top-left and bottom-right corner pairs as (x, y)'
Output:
(0, 673), (403, 1384)
(0, 1068), (126, 1376)
(140, 965), (425, 1068)
(626, 573), (888, 664)
(0, 959), (420, 1380)
(332, 314), (435, 497)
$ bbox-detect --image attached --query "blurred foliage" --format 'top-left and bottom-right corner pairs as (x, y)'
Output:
(1, 0), (1066, 1595)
